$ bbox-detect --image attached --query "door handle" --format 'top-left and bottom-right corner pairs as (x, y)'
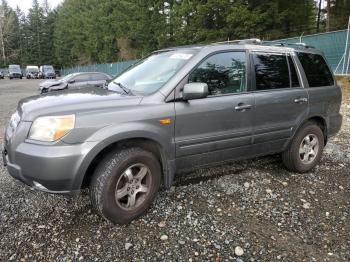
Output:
(294, 97), (308, 103)
(234, 104), (252, 112)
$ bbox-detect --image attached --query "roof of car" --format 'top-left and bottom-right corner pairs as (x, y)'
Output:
(75, 72), (109, 75)
(158, 39), (322, 55)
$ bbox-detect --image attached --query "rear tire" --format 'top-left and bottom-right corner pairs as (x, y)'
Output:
(90, 147), (161, 224)
(282, 122), (324, 173)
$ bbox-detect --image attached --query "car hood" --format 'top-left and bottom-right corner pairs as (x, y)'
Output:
(18, 87), (143, 121)
(39, 80), (63, 89)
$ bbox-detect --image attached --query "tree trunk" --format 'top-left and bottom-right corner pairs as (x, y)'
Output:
(326, 0), (330, 31)
(0, 13), (6, 65)
(316, 0), (322, 32)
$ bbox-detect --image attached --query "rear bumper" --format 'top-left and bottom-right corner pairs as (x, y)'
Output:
(328, 113), (343, 137)
(3, 140), (100, 194)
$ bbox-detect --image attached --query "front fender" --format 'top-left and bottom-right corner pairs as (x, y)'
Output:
(86, 121), (174, 159)
(71, 121), (175, 190)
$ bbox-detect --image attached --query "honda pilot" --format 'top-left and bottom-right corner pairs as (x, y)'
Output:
(2, 41), (342, 224)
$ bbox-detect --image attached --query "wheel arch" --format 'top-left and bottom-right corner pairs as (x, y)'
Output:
(292, 116), (328, 146)
(80, 137), (175, 190)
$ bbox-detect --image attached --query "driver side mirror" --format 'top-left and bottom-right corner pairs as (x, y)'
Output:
(182, 83), (209, 101)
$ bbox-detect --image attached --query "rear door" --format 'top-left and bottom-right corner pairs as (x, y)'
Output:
(250, 52), (308, 151)
(296, 52), (341, 136)
(174, 51), (255, 169)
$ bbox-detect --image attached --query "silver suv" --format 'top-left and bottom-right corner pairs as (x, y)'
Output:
(2, 41), (342, 224)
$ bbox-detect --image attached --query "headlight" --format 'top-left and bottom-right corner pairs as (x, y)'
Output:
(28, 115), (75, 142)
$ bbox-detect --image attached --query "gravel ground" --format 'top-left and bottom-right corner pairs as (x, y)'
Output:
(0, 78), (349, 261)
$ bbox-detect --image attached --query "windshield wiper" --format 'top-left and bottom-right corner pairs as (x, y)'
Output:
(112, 82), (133, 95)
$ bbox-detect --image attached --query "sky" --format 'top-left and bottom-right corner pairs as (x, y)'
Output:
(9, 0), (64, 14)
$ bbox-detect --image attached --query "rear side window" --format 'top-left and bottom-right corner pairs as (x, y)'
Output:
(189, 51), (246, 95)
(252, 53), (290, 90)
(297, 53), (334, 87)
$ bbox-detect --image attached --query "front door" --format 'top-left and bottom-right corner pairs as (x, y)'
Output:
(90, 73), (108, 88)
(250, 52), (309, 151)
(174, 51), (255, 170)
(69, 73), (91, 89)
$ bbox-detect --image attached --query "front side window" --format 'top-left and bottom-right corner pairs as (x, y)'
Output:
(92, 73), (109, 81)
(297, 52), (334, 87)
(253, 53), (290, 90)
(189, 52), (246, 95)
(109, 50), (197, 95)
(74, 74), (90, 82)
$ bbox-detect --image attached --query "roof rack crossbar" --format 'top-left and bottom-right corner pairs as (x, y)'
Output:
(213, 38), (262, 45)
(261, 41), (316, 49)
(212, 38), (316, 50)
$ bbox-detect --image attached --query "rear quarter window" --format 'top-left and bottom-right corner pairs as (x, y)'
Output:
(297, 53), (334, 87)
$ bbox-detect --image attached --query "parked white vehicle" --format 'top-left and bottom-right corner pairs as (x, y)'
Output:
(25, 66), (39, 79)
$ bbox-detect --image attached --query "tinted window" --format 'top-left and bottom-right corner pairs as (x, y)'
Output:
(92, 73), (109, 81)
(297, 53), (334, 87)
(74, 74), (90, 82)
(253, 53), (290, 90)
(189, 52), (246, 95)
(288, 56), (300, 87)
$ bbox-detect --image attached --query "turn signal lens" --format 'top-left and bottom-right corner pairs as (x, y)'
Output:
(159, 118), (172, 125)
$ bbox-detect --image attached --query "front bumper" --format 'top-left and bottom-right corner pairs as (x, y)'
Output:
(44, 74), (56, 78)
(3, 139), (99, 194)
(9, 73), (22, 78)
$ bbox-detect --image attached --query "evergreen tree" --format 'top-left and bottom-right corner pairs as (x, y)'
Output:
(2, 0), (349, 68)
(0, 0), (20, 66)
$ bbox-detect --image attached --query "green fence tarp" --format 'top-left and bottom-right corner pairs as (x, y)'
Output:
(60, 30), (350, 76)
(274, 30), (349, 74)
(61, 60), (138, 77)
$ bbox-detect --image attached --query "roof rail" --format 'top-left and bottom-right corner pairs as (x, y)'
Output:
(213, 38), (315, 50)
(213, 38), (262, 45)
(262, 41), (316, 49)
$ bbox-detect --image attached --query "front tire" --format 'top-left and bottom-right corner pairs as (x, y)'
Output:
(90, 147), (161, 224)
(282, 122), (324, 173)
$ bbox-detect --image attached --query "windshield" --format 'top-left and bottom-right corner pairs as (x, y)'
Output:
(108, 50), (197, 95)
(9, 65), (21, 73)
(43, 65), (54, 73)
(60, 73), (76, 82)
(27, 68), (38, 73)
